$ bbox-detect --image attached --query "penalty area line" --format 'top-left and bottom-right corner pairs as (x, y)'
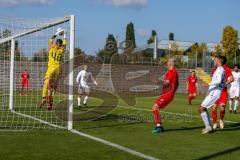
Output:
(117, 106), (239, 124)
(12, 110), (159, 160)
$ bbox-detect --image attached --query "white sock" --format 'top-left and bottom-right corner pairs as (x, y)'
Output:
(201, 111), (211, 129)
(234, 100), (239, 111)
(78, 97), (81, 106)
(83, 96), (88, 104)
(229, 100), (233, 110)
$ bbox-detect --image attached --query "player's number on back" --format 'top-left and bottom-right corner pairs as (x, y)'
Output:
(51, 52), (63, 62)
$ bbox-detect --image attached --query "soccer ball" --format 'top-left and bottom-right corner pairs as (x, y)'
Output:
(57, 27), (65, 36)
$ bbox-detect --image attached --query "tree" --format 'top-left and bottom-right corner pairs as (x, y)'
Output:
(175, 49), (185, 67)
(169, 32), (174, 41)
(147, 30), (157, 44)
(97, 34), (118, 63)
(170, 42), (179, 53)
(187, 43), (198, 58)
(159, 54), (172, 65)
(222, 26), (238, 62)
(186, 43), (208, 67)
(212, 43), (222, 56)
(124, 22), (136, 54)
(97, 49), (108, 63)
(0, 29), (21, 60)
(74, 47), (85, 56)
(105, 34), (118, 55)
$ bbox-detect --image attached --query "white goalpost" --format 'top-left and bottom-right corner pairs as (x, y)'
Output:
(68, 15), (74, 130)
(0, 15), (75, 130)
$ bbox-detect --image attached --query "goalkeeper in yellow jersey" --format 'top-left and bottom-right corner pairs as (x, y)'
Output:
(40, 28), (67, 110)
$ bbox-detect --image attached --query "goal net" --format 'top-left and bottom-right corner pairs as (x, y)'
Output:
(0, 16), (74, 131)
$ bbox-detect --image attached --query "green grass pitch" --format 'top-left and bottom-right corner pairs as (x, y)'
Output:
(0, 92), (240, 160)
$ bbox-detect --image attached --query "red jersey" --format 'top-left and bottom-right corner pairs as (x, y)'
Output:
(163, 67), (179, 93)
(21, 71), (29, 84)
(155, 67), (179, 109)
(187, 75), (198, 89)
(212, 65), (232, 92)
(21, 71), (28, 79)
(223, 65), (232, 81)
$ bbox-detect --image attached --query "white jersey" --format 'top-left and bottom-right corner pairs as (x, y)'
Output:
(76, 70), (94, 87)
(231, 71), (240, 88)
(229, 71), (240, 98)
(208, 66), (226, 91)
(201, 66), (226, 108)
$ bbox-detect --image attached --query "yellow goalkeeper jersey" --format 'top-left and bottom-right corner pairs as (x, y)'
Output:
(47, 38), (67, 68)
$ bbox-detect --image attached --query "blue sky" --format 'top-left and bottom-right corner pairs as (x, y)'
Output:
(0, 0), (239, 55)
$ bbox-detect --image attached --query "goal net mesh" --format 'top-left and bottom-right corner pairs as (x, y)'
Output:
(0, 17), (71, 130)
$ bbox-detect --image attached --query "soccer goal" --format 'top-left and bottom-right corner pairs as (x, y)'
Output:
(0, 15), (75, 131)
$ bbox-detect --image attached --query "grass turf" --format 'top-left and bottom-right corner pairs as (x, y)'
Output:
(0, 92), (240, 160)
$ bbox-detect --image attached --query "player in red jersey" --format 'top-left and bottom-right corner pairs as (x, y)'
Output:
(20, 69), (30, 95)
(150, 58), (179, 133)
(211, 56), (233, 130)
(186, 70), (198, 105)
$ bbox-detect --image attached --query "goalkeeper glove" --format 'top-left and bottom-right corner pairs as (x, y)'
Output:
(55, 28), (65, 36)
(94, 81), (98, 86)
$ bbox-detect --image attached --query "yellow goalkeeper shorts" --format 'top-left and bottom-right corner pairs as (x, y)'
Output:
(42, 67), (61, 98)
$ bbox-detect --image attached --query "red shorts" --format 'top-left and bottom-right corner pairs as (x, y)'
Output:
(188, 87), (197, 94)
(22, 80), (29, 86)
(155, 92), (174, 109)
(215, 89), (227, 105)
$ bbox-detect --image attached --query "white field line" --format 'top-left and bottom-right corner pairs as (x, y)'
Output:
(70, 129), (159, 160)
(117, 106), (239, 124)
(12, 110), (159, 160)
(12, 111), (66, 129)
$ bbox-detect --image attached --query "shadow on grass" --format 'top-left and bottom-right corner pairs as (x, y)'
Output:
(81, 121), (143, 130)
(78, 114), (145, 130)
(164, 126), (204, 132)
(195, 146), (240, 160)
(163, 122), (240, 133)
(218, 123), (240, 132)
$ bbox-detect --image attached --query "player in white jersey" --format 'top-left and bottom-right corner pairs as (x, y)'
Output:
(229, 64), (240, 114)
(199, 56), (227, 134)
(76, 65), (97, 107)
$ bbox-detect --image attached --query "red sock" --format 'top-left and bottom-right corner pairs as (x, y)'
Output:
(188, 96), (191, 104)
(153, 110), (161, 126)
(220, 109), (225, 120)
(191, 96), (195, 100)
(212, 109), (217, 123)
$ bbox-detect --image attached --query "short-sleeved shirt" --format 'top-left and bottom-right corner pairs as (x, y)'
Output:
(76, 70), (93, 87)
(155, 67), (179, 108)
(163, 68), (179, 94)
(212, 65), (232, 91)
(209, 66), (226, 91)
(231, 71), (240, 88)
(187, 75), (198, 89)
(21, 71), (28, 80)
